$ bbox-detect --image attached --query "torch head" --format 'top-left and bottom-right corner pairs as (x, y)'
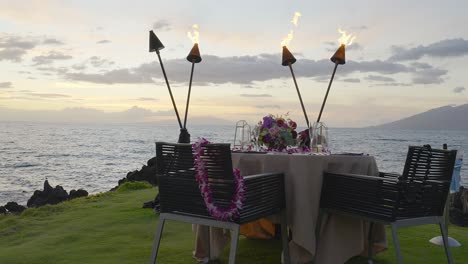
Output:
(282, 46), (297, 66)
(330, 44), (346, 65)
(186, 43), (202, 63)
(149, 30), (165, 52)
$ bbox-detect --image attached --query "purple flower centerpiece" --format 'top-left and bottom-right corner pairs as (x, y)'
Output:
(257, 114), (298, 151)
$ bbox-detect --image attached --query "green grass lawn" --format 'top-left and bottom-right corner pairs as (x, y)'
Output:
(0, 182), (467, 264)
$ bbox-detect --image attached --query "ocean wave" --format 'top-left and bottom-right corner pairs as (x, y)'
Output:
(376, 138), (409, 142)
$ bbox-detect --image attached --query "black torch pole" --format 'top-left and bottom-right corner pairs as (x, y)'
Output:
(155, 51), (183, 129)
(316, 62), (339, 123)
(183, 60), (195, 129)
(288, 62), (310, 128)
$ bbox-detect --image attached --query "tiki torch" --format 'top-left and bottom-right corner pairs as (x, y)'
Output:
(149, 30), (188, 142)
(182, 24), (202, 143)
(316, 29), (355, 123)
(282, 46), (309, 128)
(281, 12), (310, 128)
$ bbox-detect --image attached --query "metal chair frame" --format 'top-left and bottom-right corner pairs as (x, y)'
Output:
(318, 145), (457, 264)
(150, 142), (290, 264)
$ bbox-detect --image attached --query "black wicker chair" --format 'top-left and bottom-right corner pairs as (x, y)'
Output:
(150, 142), (290, 264)
(318, 145), (457, 264)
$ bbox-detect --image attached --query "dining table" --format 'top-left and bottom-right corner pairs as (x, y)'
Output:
(193, 151), (387, 264)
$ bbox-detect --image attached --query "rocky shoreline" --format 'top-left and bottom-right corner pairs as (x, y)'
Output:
(1, 156), (157, 215)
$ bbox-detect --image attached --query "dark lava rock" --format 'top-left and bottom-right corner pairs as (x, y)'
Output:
(27, 180), (69, 208)
(5, 202), (26, 214)
(112, 157), (157, 191)
(69, 189), (88, 200)
(0, 206), (6, 214)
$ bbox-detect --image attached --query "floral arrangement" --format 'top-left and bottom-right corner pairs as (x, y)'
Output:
(192, 138), (246, 221)
(256, 114), (298, 151)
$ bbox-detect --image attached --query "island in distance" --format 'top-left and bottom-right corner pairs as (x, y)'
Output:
(369, 104), (468, 130)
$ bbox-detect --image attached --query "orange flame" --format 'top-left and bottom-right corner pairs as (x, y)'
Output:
(338, 28), (356, 46)
(187, 24), (200, 44)
(281, 12), (302, 47)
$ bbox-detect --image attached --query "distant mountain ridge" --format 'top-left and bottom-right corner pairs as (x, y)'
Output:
(370, 104), (468, 130)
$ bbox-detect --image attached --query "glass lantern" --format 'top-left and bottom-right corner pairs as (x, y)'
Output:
(311, 121), (329, 153)
(233, 120), (252, 151)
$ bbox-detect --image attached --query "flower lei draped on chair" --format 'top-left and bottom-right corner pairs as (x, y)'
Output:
(192, 138), (246, 221)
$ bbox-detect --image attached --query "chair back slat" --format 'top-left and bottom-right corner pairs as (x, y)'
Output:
(156, 142), (235, 219)
(397, 145), (457, 218)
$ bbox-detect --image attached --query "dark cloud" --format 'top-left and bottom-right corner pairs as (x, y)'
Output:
(60, 53), (445, 85)
(365, 75), (396, 82)
(240, 93), (272, 98)
(43, 38), (64, 45)
(32, 51), (73, 65)
(0, 82), (12, 88)
(389, 38), (468, 61)
(453, 86), (466, 93)
(96, 40), (111, 44)
(341, 78), (360, 83)
(153, 19), (171, 31)
(256, 105), (281, 109)
(412, 68), (447, 84)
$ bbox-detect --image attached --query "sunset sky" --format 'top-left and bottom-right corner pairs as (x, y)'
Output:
(0, 0), (467, 127)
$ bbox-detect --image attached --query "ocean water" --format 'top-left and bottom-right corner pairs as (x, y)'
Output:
(1, 121), (467, 205)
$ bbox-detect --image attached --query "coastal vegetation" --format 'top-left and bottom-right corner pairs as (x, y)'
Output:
(0, 183), (467, 264)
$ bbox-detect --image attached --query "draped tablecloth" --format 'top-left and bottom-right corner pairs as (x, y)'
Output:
(194, 153), (387, 264)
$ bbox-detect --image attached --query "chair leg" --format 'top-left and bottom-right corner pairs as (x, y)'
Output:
(280, 210), (290, 264)
(150, 215), (166, 264)
(367, 222), (375, 264)
(228, 225), (240, 264)
(439, 220), (454, 264)
(391, 223), (403, 264)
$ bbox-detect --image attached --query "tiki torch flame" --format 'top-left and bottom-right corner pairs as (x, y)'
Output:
(338, 28), (356, 46)
(281, 11), (302, 47)
(187, 24), (200, 44)
(291, 12), (302, 26)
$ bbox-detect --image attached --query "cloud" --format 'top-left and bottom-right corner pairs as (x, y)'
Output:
(88, 56), (114, 67)
(365, 75), (396, 82)
(0, 82), (12, 88)
(65, 68), (153, 84)
(412, 68), (447, 84)
(326, 42), (363, 52)
(24, 93), (71, 98)
(96, 40), (111, 44)
(255, 105), (281, 109)
(0, 35), (39, 62)
(135, 97), (159, 102)
(0, 48), (27, 62)
(453, 86), (466, 93)
(60, 53), (445, 85)
(32, 51), (73, 65)
(43, 38), (64, 45)
(341, 78), (360, 83)
(153, 19), (171, 31)
(240, 93), (272, 98)
(389, 38), (468, 61)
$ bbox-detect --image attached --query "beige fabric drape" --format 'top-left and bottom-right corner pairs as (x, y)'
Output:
(194, 153), (386, 264)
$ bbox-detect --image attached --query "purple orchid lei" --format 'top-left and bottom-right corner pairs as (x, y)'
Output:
(192, 138), (246, 221)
